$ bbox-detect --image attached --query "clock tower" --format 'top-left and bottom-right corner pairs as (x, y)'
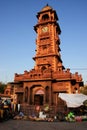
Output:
(9, 4), (83, 111)
(34, 4), (64, 71)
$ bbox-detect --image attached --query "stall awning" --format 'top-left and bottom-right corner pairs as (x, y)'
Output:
(59, 93), (87, 108)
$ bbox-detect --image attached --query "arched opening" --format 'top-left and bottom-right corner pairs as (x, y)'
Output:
(25, 87), (28, 103)
(42, 14), (49, 21)
(41, 66), (46, 71)
(34, 89), (44, 105)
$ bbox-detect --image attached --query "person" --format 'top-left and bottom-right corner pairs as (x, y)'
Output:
(0, 97), (4, 120)
(17, 101), (21, 112)
(11, 99), (14, 112)
(39, 109), (46, 119)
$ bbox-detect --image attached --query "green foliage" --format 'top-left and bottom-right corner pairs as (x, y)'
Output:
(80, 85), (87, 95)
(0, 82), (7, 94)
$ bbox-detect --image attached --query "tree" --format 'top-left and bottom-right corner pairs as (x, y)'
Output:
(80, 85), (87, 95)
(0, 82), (7, 94)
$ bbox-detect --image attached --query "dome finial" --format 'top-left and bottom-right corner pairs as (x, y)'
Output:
(41, 4), (52, 12)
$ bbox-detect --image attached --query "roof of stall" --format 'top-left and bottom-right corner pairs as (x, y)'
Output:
(59, 93), (87, 108)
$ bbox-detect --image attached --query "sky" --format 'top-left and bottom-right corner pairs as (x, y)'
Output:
(0, 0), (87, 84)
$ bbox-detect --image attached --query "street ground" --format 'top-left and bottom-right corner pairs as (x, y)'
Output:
(0, 120), (87, 130)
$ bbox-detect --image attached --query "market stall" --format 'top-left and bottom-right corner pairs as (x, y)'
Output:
(59, 93), (87, 121)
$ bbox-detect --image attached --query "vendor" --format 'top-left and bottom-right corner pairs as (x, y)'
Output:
(0, 97), (4, 119)
(39, 110), (46, 119)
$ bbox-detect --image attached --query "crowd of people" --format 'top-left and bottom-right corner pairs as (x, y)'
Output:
(0, 97), (87, 122)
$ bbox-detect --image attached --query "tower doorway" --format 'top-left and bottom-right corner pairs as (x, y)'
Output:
(34, 94), (43, 105)
(34, 89), (44, 105)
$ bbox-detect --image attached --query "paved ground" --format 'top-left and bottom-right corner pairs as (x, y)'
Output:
(0, 120), (87, 130)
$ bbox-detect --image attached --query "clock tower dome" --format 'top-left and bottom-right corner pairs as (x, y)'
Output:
(34, 4), (64, 71)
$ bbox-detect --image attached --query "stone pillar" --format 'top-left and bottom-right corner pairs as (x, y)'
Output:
(23, 88), (25, 103)
(43, 94), (45, 105)
(28, 87), (30, 105)
(49, 85), (52, 105)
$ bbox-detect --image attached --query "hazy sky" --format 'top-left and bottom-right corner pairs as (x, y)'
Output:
(0, 0), (87, 84)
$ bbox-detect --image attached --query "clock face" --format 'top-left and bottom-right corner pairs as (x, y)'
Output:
(42, 26), (48, 33)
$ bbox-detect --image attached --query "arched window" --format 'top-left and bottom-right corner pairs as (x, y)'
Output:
(42, 14), (49, 21)
(41, 66), (46, 71)
(25, 87), (28, 102)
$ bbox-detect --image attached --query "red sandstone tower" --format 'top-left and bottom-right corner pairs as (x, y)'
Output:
(5, 5), (83, 108)
(33, 4), (64, 72)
